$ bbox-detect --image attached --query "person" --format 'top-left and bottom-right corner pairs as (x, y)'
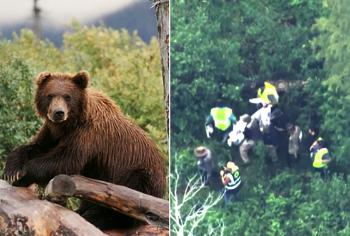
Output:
(270, 104), (289, 165)
(304, 110), (320, 148)
(249, 81), (279, 107)
(257, 81), (279, 105)
(227, 114), (255, 165)
(308, 111), (320, 136)
(194, 146), (215, 186)
(249, 81), (287, 165)
(310, 137), (332, 179)
(254, 101), (288, 166)
(287, 123), (302, 159)
(220, 161), (242, 206)
(205, 100), (237, 143)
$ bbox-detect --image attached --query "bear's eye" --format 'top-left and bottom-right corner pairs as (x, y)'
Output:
(47, 94), (53, 100)
(64, 95), (71, 101)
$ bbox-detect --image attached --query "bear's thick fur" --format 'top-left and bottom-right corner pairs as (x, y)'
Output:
(4, 71), (166, 199)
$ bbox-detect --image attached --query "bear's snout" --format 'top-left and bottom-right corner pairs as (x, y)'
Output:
(53, 109), (65, 121)
(47, 97), (69, 123)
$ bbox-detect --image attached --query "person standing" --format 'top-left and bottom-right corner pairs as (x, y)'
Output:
(227, 114), (255, 165)
(194, 146), (215, 185)
(305, 110), (320, 149)
(287, 123), (303, 159)
(205, 100), (236, 143)
(259, 103), (289, 166)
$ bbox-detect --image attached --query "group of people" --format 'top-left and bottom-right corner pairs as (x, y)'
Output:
(194, 146), (242, 205)
(195, 81), (333, 205)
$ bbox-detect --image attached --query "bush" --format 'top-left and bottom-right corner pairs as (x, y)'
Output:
(172, 150), (350, 236)
(0, 59), (40, 169)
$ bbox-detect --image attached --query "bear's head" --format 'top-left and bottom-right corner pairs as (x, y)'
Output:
(35, 71), (89, 124)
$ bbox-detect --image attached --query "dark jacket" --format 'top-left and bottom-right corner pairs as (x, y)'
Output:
(263, 105), (287, 146)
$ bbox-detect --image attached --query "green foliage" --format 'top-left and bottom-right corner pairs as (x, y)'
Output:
(171, 0), (323, 148)
(0, 26), (167, 165)
(0, 60), (41, 175)
(173, 149), (350, 235)
(312, 0), (350, 167)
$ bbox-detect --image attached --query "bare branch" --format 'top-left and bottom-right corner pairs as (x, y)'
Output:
(170, 156), (224, 235)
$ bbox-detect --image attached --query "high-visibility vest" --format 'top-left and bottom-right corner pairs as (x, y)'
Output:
(210, 107), (233, 131)
(313, 148), (329, 168)
(257, 82), (279, 104)
(225, 171), (241, 190)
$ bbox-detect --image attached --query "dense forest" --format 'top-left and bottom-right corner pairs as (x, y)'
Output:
(0, 25), (167, 175)
(171, 0), (350, 235)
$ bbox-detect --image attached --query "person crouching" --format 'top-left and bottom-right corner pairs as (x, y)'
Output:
(310, 137), (332, 179)
(220, 161), (242, 206)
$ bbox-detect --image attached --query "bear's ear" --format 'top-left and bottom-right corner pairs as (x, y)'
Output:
(36, 72), (51, 86)
(72, 70), (89, 89)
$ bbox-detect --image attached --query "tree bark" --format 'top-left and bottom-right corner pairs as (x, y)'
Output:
(0, 179), (105, 236)
(153, 0), (170, 137)
(45, 175), (169, 230)
(104, 225), (168, 236)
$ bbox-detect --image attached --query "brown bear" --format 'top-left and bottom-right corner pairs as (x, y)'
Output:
(3, 71), (166, 228)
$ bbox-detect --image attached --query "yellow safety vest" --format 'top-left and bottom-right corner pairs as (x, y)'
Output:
(257, 82), (279, 104)
(313, 148), (329, 168)
(210, 107), (233, 131)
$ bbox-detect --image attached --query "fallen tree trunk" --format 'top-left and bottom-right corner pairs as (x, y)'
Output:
(45, 175), (169, 229)
(104, 225), (168, 236)
(0, 179), (105, 236)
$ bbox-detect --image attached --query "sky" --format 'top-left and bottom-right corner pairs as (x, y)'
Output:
(0, 0), (157, 44)
(0, 0), (134, 25)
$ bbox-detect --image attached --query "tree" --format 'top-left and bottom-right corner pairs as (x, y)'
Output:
(171, 0), (323, 147)
(169, 0), (350, 234)
(153, 0), (170, 137)
(312, 0), (350, 167)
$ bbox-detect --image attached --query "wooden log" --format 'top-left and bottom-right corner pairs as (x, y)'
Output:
(0, 179), (105, 236)
(104, 225), (168, 236)
(45, 175), (169, 230)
